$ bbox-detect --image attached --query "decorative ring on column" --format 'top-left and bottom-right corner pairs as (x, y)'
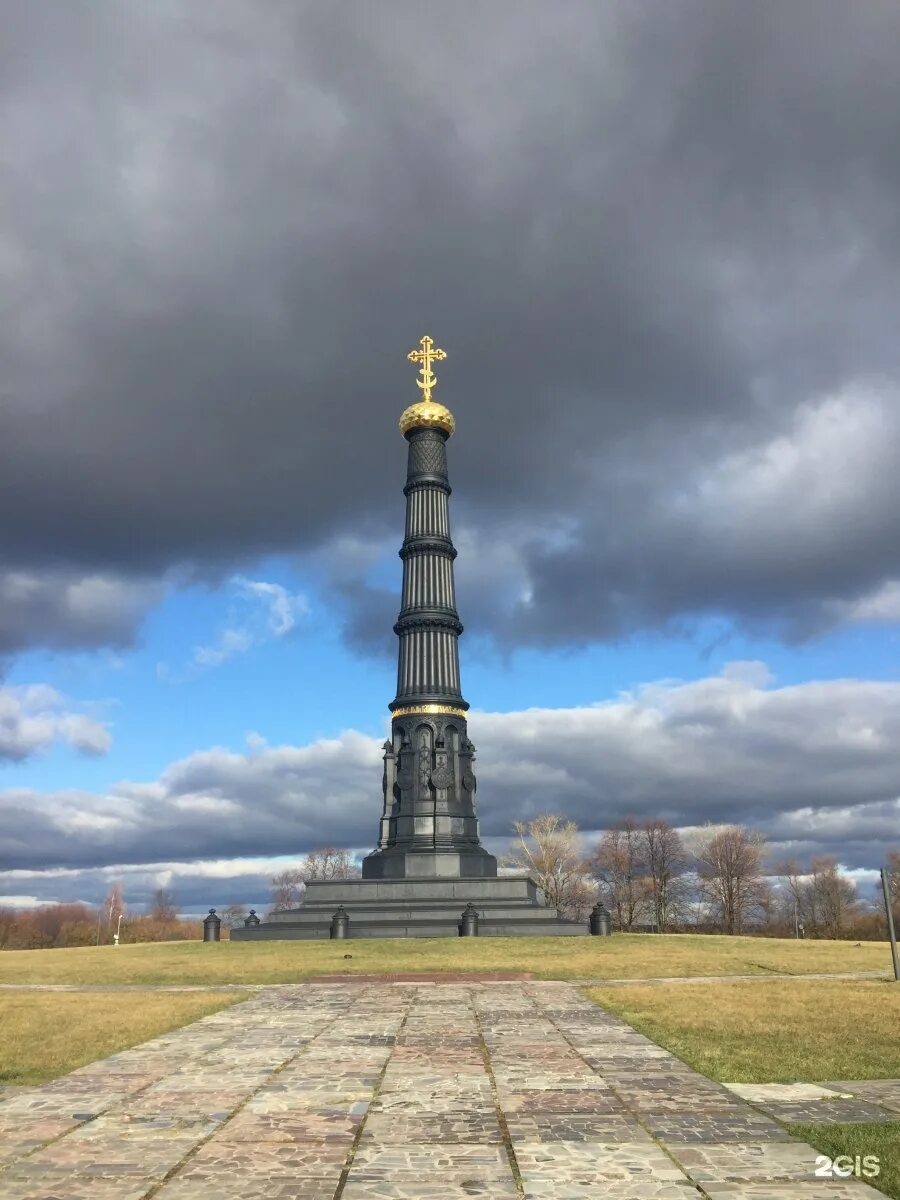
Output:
(393, 613), (463, 635)
(399, 539), (457, 559)
(391, 703), (468, 719)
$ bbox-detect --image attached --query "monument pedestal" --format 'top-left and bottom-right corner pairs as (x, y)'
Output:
(230, 874), (588, 940)
(360, 842), (498, 880)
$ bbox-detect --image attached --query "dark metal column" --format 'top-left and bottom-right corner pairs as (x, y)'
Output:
(362, 337), (497, 881)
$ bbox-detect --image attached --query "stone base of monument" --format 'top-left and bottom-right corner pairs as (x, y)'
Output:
(230, 874), (588, 940)
(360, 842), (499, 880)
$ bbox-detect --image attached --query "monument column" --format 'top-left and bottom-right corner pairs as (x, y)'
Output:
(362, 337), (497, 880)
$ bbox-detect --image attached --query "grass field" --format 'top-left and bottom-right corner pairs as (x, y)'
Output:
(587, 979), (900, 1082)
(788, 1122), (900, 1200)
(0, 991), (244, 1086)
(0, 933), (893, 985)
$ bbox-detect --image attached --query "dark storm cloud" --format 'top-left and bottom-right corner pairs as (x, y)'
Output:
(0, 569), (164, 654)
(2, 1), (900, 652)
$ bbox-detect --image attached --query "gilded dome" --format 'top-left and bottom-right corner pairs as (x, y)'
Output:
(399, 399), (456, 438)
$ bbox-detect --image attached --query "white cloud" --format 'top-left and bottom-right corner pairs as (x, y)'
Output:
(0, 684), (112, 762)
(0, 895), (57, 909)
(163, 576), (309, 680)
(235, 578), (309, 636)
(192, 626), (254, 669)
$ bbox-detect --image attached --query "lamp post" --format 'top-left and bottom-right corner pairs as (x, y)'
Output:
(881, 868), (899, 982)
(113, 913), (124, 947)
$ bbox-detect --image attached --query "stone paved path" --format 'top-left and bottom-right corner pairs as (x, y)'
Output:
(0, 982), (888, 1199)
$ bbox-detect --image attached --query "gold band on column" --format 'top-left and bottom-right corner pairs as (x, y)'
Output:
(390, 703), (467, 719)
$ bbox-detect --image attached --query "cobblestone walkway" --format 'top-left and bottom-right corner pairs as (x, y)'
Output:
(0, 982), (887, 1199)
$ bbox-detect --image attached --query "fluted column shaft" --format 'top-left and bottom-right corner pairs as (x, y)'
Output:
(391, 426), (467, 711)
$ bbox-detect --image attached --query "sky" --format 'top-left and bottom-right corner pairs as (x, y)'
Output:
(1, 1), (899, 916)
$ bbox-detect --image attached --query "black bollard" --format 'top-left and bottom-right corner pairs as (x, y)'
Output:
(244, 909), (261, 928)
(203, 908), (222, 942)
(589, 903), (612, 937)
(459, 902), (479, 937)
(330, 905), (350, 940)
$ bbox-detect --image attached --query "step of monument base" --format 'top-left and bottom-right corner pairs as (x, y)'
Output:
(295, 874), (545, 906)
(230, 873), (590, 940)
(231, 917), (588, 940)
(264, 903), (558, 924)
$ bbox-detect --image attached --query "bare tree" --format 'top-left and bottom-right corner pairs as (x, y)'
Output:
(591, 819), (646, 929)
(693, 825), (767, 934)
(887, 850), (900, 919)
(270, 847), (360, 913)
(149, 887), (177, 921)
(755, 875), (779, 933)
(504, 813), (596, 920)
(221, 903), (248, 929)
(642, 819), (687, 932)
(776, 857), (806, 934)
(103, 881), (125, 925)
(97, 881), (126, 944)
(270, 869), (304, 911)
(299, 847), (359, 882)
(775, 856), (860, 939)
(807, 857), (859, 938)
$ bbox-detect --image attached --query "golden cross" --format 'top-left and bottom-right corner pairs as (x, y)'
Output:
(407, 335), (447, 402)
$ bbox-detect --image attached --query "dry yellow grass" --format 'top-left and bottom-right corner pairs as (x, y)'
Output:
(0, 991), (245, 1086)
(588, 979), (900, 1082)
(0, 933), (893, 985)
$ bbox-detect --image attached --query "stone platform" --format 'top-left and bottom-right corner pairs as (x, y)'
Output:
(231, 875), (588, 940)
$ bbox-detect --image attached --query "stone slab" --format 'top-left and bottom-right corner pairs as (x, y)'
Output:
(701, 1186), (885, 1199)
(724, 1082), (850, 1102)
(822, 1078), (900, 1113)
(639, 1113), (795, 1143)
(753, 1098), (898, 1124)
(670, 1140), (826, 1181)
(513, 1139), (686, 1183)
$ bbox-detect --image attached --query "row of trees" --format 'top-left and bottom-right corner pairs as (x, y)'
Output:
(504, 815), (899, 938)
(0, 884), (199, 951)
(504, 814), (712, 928)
